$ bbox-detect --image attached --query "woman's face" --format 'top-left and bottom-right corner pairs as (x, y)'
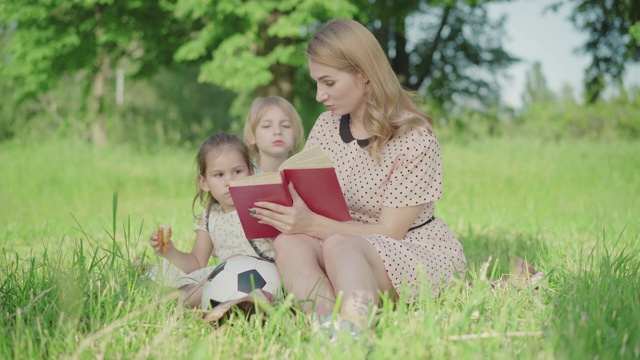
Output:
(309, 60), (368, 120)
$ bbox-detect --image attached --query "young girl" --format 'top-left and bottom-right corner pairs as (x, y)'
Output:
(243, 96), (304, 173)
(148, 132), (275, 308)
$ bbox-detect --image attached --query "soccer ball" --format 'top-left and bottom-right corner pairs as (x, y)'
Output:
(201, 255), (281, 310)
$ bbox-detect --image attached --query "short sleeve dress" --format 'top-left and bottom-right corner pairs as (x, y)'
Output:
(306, 112), (466, 298)
(148, 204), (275, 288)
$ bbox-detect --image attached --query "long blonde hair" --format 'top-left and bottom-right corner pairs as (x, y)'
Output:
(306, 18), (432, 157)
(243, 96), (304, 164)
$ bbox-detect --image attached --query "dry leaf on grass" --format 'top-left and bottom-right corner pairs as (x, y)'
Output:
(202, 289), (275, 323)
(492, 256), (544, 289)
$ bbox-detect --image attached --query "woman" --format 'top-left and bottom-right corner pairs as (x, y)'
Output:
(250, 18), (466, 333)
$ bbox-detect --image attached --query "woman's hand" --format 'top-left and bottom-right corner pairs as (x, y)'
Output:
(251, 183), (317, 235)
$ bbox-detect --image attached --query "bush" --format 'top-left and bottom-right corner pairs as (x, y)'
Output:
(517, 88), (640, 141)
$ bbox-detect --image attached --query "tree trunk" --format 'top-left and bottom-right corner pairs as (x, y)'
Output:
(255, 62), (295, 103)
(91, 51), (109, 145)
(391, 17), (410, 86)
(412, 5), (452, 91)
(254, 11), (296, 103)
(91, 9), (109, 145)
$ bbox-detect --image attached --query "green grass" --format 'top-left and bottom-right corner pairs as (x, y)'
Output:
(1, 138), (639, 359)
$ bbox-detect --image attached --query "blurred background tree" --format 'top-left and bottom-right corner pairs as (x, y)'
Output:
(0, 0), (638, 148)
(0, 0), (194, 144)
(551, 0), (640, 103)
(168, 0), (358, 133)
(359, 1), (518, 110)
(522, 61), (556, 107)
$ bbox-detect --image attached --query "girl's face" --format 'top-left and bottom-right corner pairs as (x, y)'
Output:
(309, 60), (368, 120)
(198, 147), (251, 213)
(251, 105), (296, 160)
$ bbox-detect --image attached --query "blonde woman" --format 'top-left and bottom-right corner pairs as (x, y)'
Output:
(250, 19), (467, 335)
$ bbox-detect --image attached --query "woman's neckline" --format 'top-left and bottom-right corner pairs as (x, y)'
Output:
(339, 114), (370, 148)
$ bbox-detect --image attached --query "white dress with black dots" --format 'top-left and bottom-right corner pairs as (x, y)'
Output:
(306, 112), (467, 298)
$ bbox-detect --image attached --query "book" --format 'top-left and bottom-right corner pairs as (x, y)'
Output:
(229, 146), (351, 239)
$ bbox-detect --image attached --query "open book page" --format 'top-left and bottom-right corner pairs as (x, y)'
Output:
(227, 172), (281, 187)
(278, 146), (332, 170)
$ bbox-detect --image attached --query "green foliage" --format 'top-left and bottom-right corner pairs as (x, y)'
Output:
(0, 0), (186, 101)
(172, 0), (357, 94)
(0, 67), (239, 147)
(0, 0), (524, 145)
(522, 61), (556, 106)
(514, 61), (640, 141)
(385, 2), (518, 111)
(552, 0), (640, 103)
(171, 0), (520, 121)
(517, 86), (640, 141)
(111, 64), (238, 149)
(631, 22), (640, 45)
(2, 0), (638, 146)
(0, 0), (192, 143)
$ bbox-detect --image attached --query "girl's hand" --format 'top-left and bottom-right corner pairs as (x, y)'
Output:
(252, 183), (316, 235)
(150, 231), (173, 257)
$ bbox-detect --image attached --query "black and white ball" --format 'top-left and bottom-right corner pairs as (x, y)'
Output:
(201, 255), (281, 310)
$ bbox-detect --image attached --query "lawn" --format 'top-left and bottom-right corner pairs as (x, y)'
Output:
(1, 138), (638, 359)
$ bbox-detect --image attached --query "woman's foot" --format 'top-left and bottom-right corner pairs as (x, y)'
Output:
(315, 314), (364, 340)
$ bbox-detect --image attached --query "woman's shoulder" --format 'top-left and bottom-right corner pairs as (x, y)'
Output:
(393, 122), (437, 145)
(308, 111), (341, 140)
(315, 111), (340, 125)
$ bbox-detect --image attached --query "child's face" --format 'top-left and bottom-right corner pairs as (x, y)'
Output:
(252, 106), (296, 160)
(198, 147), (250, 213)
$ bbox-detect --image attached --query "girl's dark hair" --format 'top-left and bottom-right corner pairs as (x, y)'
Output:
(191, 132), (252, 219)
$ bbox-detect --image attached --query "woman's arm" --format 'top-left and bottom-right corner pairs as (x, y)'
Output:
(252, 183), (425, 240)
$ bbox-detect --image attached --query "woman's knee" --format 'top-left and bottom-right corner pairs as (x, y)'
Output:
(272, 233), (297, 255)
(322, 234), (365, 262)
(274, 234), (322, 265)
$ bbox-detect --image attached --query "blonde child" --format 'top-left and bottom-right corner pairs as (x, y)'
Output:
(148, 132), (275, 308)
(243, 96), (304, 173)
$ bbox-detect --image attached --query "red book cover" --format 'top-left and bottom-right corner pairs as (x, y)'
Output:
(229, 146), (351, 240)
(229, 180), (291, 239)
(282, 168), (351, 222)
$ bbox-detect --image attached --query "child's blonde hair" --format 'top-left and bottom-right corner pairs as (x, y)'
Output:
(191, 132), (252, 217)
(243, 96), (304, 163)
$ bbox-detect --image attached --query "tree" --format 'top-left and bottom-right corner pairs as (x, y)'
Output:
(632, 22), (640, 44)
(171, 0), (517, 123)
(170, 0), (357, 104)
(551, 0), (640, 103)
(352, 0), (518, 110)
(522, 61), (556, 107)
(0, 1), (189, 144)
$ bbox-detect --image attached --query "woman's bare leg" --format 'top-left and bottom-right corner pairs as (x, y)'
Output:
(322, 234), (394, 329)
(273, 234), (336, 315)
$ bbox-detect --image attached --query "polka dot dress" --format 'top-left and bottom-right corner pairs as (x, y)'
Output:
(306, 112), (467, 299)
